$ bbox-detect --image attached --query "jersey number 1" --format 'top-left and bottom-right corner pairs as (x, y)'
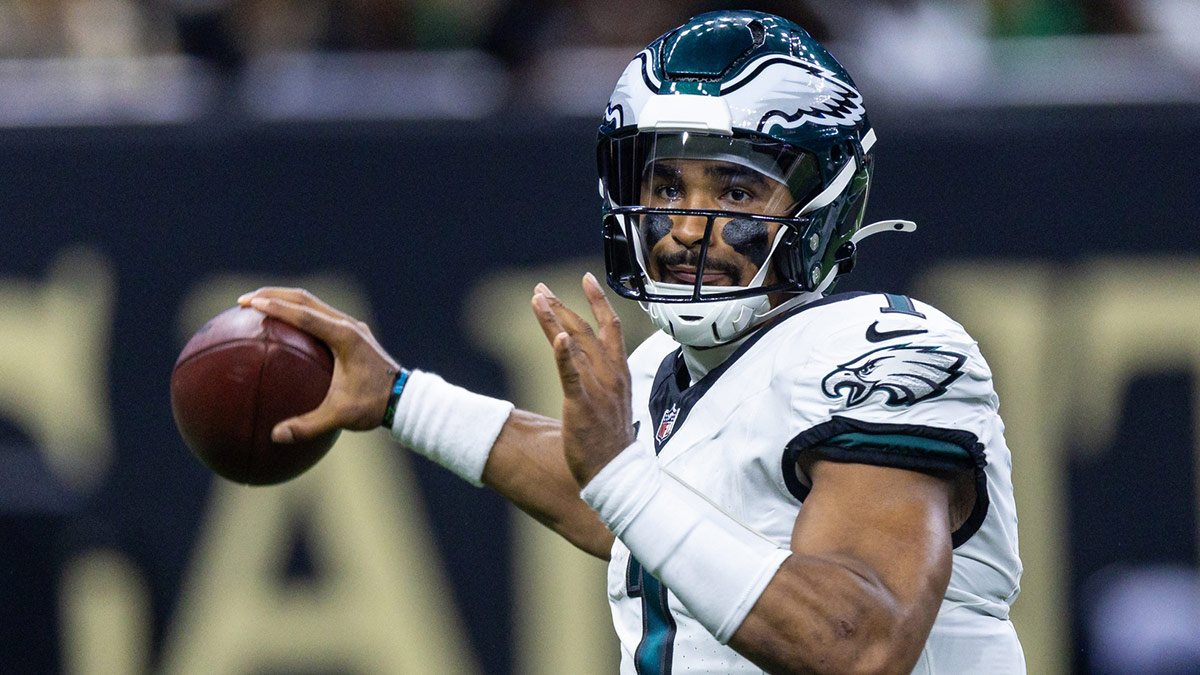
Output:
(626, 556), (676, 674)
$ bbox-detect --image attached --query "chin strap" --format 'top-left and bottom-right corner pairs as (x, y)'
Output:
(747, 220), (918, 325)
(744, 220), (906, 334)
(833, 219), (917, 279)
(851, 219), (917, 245)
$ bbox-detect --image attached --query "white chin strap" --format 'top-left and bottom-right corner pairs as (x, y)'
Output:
(641, 225), (791, 348)
(641, 219), (916, 348)
(642, 283), (776, 348)
(851, 219), (917, 245)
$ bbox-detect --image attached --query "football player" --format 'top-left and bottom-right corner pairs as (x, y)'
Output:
(240, 10), (1024, 674)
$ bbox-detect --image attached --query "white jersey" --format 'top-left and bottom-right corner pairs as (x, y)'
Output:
(608, 291), (1024, 674)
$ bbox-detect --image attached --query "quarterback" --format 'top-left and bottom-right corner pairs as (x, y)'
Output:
(240, 10), (1023, 674)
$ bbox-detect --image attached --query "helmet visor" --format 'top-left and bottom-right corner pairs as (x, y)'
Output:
(600, 130), (822, 212)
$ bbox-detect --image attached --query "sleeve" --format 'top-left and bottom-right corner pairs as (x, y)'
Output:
(779, 296), (993, 547)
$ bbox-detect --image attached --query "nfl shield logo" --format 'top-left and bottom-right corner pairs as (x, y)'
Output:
(655, 405), (680, 443)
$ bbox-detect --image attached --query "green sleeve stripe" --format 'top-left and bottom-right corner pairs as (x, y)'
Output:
(827, 432), (972, 461)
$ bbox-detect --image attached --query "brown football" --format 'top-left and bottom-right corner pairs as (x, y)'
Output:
(170, 306), (339, 485)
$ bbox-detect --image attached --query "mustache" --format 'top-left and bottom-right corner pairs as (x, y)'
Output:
(656, 248), (743, 279)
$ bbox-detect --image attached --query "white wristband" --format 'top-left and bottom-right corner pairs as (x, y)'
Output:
(389, 370), (514, 486)
(581, 440), (792, 643)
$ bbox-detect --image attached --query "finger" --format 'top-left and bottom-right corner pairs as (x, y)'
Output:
(582, 272), (627, 363)
(272, 405), (342, 443)
(531, 292), (568, 346)
(534, 293), (597, 376)
(238, 287), (351, 322)
(248, 297), (358, 349)
(534, 283), (596, 340)
(552, 331), (587, 399)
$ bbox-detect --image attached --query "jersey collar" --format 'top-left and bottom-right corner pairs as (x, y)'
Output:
(649, 291), (872, 453)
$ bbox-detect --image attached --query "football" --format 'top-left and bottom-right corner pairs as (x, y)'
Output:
(170, 306), (340, 485)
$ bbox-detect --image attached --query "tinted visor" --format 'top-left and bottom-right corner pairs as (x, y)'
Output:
(599, 130), (821, 211)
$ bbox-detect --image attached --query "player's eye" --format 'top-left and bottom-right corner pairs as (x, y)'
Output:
(719, 186), (759, 208)
(654, 184), (683, 201)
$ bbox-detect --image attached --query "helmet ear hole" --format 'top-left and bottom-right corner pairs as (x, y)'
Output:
(829, 144), (844, 163)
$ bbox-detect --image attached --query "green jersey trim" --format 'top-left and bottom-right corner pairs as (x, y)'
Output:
(783, 416), (989, 547)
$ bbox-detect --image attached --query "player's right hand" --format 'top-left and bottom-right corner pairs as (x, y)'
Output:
(237, 287), (401, 443)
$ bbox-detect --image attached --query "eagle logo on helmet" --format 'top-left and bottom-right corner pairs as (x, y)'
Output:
(718, 55), (865, 131)
(822, 344), (966, 408)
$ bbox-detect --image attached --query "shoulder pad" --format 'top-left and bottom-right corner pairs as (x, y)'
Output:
(773, 293), (989, 412)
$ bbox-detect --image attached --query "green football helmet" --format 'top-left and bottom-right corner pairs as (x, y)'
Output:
(598, 10), (912, 346)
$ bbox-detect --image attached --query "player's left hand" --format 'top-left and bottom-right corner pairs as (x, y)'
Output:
(532, 272), (636, 487)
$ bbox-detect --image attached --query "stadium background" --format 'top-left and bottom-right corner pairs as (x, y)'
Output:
(1, 1), (1198, 673)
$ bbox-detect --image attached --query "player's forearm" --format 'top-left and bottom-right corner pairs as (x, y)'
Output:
(386, 370), (614, 559)
(727, 552), (945, 675)
(483, 409), (615, 559)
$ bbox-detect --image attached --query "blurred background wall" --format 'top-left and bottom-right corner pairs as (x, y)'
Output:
(1, 1), (1198, 674)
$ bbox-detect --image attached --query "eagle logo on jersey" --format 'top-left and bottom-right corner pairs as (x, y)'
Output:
(821, 344), (966, 408)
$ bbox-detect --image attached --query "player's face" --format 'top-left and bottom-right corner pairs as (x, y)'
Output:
(639, 159), (796, 287)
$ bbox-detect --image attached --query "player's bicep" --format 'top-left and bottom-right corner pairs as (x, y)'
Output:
(789, 459), (956, 640)
(791, 459), (957, 559)
(732, 460), (959, 673)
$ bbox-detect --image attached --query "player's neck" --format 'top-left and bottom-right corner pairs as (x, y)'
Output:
(678, 290), (823, 383)
(681, 332), (751, 384)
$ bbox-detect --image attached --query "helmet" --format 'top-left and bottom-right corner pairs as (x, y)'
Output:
(598, 10), (881, 347)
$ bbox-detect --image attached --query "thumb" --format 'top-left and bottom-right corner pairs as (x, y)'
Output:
(272, 406), (340, 443)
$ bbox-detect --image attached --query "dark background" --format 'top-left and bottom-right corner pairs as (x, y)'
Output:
(1, 101), (1198, 674)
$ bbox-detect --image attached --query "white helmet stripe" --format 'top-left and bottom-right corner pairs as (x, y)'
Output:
(797, 156), (856, 216)
(861, 127), (877, 153)
(637, 49), (661, 89)
(745, 225), (788, 288)
(851, 219), (917, 245)
(620, 214), (654, 274)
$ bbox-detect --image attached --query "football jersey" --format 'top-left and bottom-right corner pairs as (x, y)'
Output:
(607, 291), (1024, 674)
